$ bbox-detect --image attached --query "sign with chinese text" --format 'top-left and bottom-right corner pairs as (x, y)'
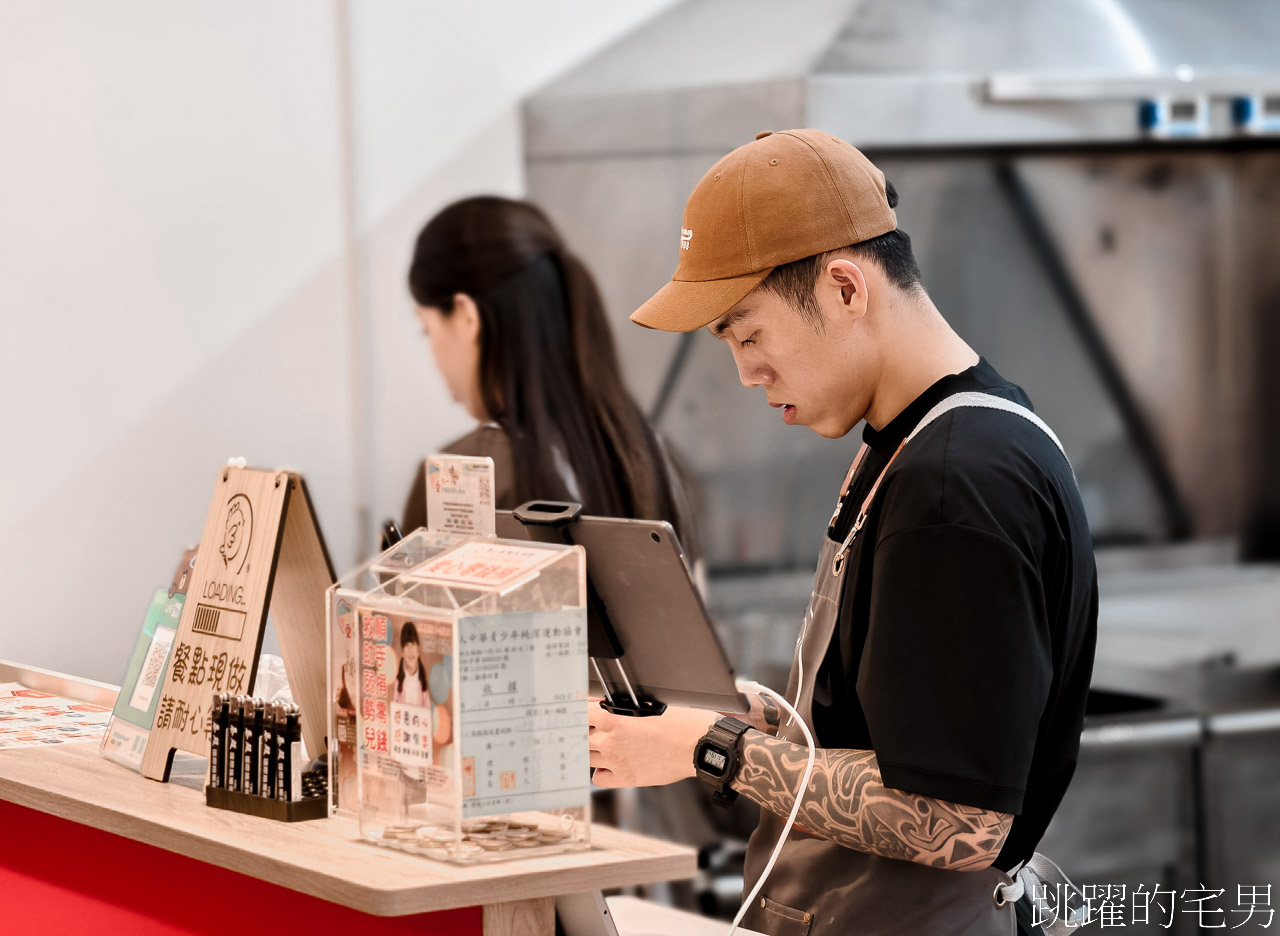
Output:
(140, 467), (334, 781)
(408, 541), (550, 591)
(457, 609), (589, 818)
(426, 454), (495, 536)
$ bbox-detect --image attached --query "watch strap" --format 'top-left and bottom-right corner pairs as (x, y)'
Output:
(695, 716), (752, 806)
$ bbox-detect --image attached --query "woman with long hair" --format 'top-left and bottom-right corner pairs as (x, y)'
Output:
(401, 196), (697, 556)
(399, 198), (712, 898)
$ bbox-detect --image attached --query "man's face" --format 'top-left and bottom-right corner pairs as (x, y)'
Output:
(707, 281), (869, 439)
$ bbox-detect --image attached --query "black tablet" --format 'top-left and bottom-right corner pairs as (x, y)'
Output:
(496, 506), (748, 714)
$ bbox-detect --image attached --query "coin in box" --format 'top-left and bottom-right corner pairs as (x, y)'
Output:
(417, 828), (458, 845)
(499, 828), (538, 843)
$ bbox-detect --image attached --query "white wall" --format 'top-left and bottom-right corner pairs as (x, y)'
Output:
(0, 1), (352, 682)
(0, 0), (680, 682)
(346, 0), (684, 536)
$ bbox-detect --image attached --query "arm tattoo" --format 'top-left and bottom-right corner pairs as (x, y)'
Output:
(761, 696), (780, 733)
(742, 692), (782, 736)
(731, 733), (1013, 871)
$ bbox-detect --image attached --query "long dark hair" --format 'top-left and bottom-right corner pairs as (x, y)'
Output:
(396, 621), (427, 696)
(408, 196), (698, 555)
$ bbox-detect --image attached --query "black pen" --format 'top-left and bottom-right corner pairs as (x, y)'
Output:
(380, 518), (404, 551)
(275, 703), (292, 802)
(242, 698), (264, 795)
(260, 700), (278, 799)
(209, 692), (226, 789)
(228, 696), (245, 792)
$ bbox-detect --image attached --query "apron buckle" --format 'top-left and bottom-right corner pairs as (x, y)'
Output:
(993, 853), (1089, 934)
(831, 514), (866, 577)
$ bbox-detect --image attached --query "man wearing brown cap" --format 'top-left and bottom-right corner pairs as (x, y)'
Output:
(588, 130), (1097, 935)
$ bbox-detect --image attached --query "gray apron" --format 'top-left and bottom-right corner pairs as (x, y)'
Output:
(741, 392), (1070, 936)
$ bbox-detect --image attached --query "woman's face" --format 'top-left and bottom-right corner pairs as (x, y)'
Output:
(402, 641), (420, 669)
(417, 296), (485, 421)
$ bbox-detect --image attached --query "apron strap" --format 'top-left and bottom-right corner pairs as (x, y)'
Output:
(828, 442), (872, 528)
(831, 392), (1071, 576)
(903, 391), (1070, 462)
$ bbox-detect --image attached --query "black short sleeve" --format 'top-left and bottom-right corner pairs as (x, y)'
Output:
(857, 522), (1053, 815)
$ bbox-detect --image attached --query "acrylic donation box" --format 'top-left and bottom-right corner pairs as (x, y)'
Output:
(337, 531), (591, 863)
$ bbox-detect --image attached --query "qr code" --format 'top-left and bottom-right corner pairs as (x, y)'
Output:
(140, 641), (167, 690)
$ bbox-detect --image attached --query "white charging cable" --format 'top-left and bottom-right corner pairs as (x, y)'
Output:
(727, 678), (817, 936)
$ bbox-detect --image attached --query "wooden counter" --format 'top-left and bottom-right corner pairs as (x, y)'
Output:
(0, 660), (695, 934)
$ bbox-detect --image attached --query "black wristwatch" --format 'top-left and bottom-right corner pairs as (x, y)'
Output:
(694, 716), (752, 806)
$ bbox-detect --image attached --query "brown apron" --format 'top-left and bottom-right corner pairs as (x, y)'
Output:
(740, 392), (1068, 936)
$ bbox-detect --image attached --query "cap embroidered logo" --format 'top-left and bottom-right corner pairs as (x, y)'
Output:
(680, 228), (693, 251)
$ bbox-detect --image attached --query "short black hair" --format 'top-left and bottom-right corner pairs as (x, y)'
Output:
(758, 179), (923, 329)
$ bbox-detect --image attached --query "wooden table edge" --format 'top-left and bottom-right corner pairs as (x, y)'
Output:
(0, 772), (696, 916)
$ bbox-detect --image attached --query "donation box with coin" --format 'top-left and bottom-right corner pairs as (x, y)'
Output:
(349, 531), (590, 862)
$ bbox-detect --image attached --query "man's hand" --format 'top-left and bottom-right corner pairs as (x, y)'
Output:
(588, 700), (719, 788)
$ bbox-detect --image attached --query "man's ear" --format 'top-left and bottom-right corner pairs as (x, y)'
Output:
(823, 257), (869, 319)
(452, 293), (483, 343)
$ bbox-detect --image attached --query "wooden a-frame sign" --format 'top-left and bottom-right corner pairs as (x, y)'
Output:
(141, 466), (335, 781)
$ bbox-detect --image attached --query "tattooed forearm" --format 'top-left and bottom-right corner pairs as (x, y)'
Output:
(732, 733), (1013, 871)
(740, 692), (782, 735)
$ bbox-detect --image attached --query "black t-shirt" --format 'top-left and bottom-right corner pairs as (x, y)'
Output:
(811, 358), (1097, 871)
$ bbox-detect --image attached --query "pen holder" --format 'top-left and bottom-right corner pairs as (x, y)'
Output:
(205, 692), (327, 821)
(205, 786), (327, 822)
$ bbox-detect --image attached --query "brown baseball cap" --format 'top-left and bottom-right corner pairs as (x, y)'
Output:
(631, 129), (897, 333)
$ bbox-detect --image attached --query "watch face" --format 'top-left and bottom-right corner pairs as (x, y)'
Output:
(700, 745), (728, 776)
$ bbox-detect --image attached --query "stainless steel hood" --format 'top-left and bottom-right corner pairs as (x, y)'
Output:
(526, 0), (1280, 560)
(527, 0), (1280, 154)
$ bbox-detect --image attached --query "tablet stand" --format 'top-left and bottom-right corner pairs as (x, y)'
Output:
(511, 502), (667, 718)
